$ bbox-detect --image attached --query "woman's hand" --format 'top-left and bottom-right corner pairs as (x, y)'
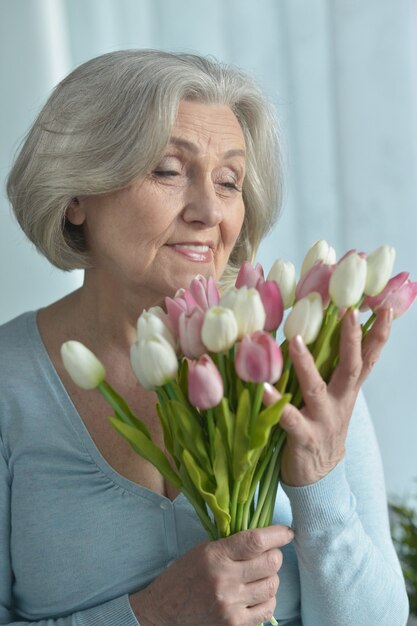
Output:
(278, 307), (392, 487)
(130, 525), (294, 626)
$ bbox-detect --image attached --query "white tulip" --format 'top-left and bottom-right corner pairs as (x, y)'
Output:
(221, 286), (266, 337)
(201, 306), (238, 352)
(136, 306), (176, 349)
(219, 286), (239, 310)
(301, 240), (336, 277)
(267, 259), (296, 309)
(365, 245), (396, 296)
(284, 292), (323, 345)
(329, 253), (367, 308)
(61, 341), (106, 390)
(130, 335), (178, 390)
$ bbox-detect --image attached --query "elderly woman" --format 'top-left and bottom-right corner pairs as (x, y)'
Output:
(0, 50), (409, 626)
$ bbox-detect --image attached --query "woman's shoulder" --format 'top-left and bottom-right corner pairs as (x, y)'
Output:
(0, 311), (38, 369)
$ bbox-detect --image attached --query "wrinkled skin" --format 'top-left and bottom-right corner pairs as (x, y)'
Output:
(130, 526), (293, 626)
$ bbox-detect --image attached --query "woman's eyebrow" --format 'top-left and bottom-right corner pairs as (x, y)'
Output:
(168, 137), (246, 159)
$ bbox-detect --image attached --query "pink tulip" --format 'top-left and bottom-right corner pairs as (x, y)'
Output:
(235, 261), (265, 289)
(256, 279), (284, 332)
(189, 275), (220, 309)
(187, 354), (224, 409)
(165, 296), (189, 336)
(178, 307), (206, 359)
(235, 331), (283, 384)
(166, 276), (220, 334)
(362, 272), (417, 319)
(295, 261), (335, 308)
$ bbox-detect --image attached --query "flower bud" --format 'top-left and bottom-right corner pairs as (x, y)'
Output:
(235, 331), (283, 384)
(267, 259), (296, 309)
(220, 286), (239, 310)
(136, 306), (176, 349)
(165, 296), (188, 336)
(187, 354), (224, 409)
(189, 275), (220, 309)
(221, 286), (266, 338)
(364, 245), (396, 296)
(329, 253), (367, 308)
(284, 292), (323, 345)
(235, 261), (265, 289)
(61, 341), (106, 390)
(130, 335), (178, 389)
(178, 307), (206, 359)
(301, 240), (336, 277)
(363, 272), (417, 319)
(295, 261), (334, 308)
(201, 306), (238, 352)
(256, 279), (284, 332)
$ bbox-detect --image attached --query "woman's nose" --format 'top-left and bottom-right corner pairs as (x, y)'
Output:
(181, 176), (223, 226)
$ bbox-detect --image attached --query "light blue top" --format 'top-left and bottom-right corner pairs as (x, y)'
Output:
(0, 311), (409, 625)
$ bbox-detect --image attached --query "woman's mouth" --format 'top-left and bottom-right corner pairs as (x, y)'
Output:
(166, 243), (213, 263)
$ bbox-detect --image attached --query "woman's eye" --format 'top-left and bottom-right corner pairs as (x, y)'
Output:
(153, 170), (180, 177)
(221, 181), (241, 192)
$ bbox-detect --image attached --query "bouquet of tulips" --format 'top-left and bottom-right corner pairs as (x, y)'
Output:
(62, 241), (417, 544)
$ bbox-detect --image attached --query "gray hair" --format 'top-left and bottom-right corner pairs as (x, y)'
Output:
(6, 49), (282, 282)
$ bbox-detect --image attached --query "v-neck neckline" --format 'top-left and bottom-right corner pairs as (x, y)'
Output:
(27, 310), (184, 507)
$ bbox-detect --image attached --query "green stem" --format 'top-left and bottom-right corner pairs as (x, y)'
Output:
(181, 487), (217, 540)
(249, 443), (281, 529)
(362, 312), (376, 335)
(164, 381), (178, 401)
(235, 501), (245, 534)
(206, 408), (215, 466)
(259, 458), (281, 528)
(251, 383), (265, 429)
(230, 480), (241, 534)
(258, 431), (286, 527)
(98, 381), (147, 431)
(215, 352), (227, 387)
(354, 294), (365, 309)
(241, 428), (284, 531)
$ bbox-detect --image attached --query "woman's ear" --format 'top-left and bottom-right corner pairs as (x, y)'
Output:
(66, 197), (86, 226)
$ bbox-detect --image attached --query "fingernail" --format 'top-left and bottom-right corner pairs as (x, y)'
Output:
(387, 308), (394, 324)
(351, 309), (360, 327)
(263, 383), (281, 406)
(287, 527), (295, 540)
(293, 335), (306, 354)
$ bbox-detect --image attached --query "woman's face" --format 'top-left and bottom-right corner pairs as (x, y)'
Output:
(69, 100), (246, 302)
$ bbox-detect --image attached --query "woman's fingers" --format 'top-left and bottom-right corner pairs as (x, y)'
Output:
(243, 573), (279, 606)
(358, 307), (392, 386)
(328, 308), (363, 399)
(288, 335), (327, 416)
(220, 526), (293, 563)
(240, 548), (283, 584)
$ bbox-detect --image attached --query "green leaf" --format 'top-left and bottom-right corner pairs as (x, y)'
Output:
(233, 388), (252, 481)
(182, 449), (231, 536)
(98, 381), (151, 439)
(156, 402), (179, 468)
(276, 367), (290, 394)
(178, 358), (189, 398)
(238, 447), (263, 503)
(250, 394), (291, 450)
(166, 400), (211, 474)
(312, 311), (341, 384)
(215, 398), (234, 459)
(109, 416), (182, 488)
(212, 427), (230, 513)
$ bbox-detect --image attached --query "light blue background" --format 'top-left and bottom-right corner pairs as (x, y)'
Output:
(1, 0), (416, 504)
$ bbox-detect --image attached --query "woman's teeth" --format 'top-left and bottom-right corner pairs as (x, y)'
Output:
(172, 244), (210, 252)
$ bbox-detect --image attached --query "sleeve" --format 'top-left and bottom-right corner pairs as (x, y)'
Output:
(0, 437), (141, 626)
(281, 391), (409, 626)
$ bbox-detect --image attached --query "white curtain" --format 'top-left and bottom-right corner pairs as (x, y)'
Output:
(1, 0), (416, 501)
